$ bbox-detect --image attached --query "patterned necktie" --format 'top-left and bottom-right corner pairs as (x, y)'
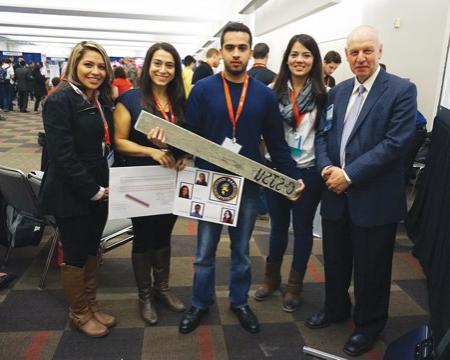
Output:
(340, 84), (366, 167)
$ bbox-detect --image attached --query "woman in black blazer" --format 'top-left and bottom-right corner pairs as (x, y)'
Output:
(40, 41), (115, 338)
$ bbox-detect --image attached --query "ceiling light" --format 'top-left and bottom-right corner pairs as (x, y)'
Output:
(239, 0), (269, 14)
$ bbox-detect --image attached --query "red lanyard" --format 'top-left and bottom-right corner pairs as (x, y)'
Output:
(153, 95), (175, 123)
(93, 97), (110, 146)
(221, 72), (249, 142)
(251, 63), (266, 69)
(289, 89), (306, 128)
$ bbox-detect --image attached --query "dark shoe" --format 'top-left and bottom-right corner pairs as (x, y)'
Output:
(343, 333), (374, 357)
(305, 310), (331, 329)
(179, 306), (208, 334)
(0, 273), (16, 289)
(230, 305), (260, 334)
(304, 309), (349, 329)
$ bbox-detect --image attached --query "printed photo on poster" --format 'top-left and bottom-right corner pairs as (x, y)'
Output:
(178, 182), (192, 199)
(220, 208), (235, 224)
(190, 202), (204, 218)
(195, 171), (209, 186)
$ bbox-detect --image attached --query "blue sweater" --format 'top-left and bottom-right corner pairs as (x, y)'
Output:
(185, 74), (301, 180)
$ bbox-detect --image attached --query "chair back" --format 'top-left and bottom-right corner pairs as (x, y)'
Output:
(0, 166), (42, 216)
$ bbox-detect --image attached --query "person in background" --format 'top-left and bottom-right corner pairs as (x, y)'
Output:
(247, 42), (276, 85)
(47, 77), (61, 96)
(27, 61), (36, 101)
(32, 63), (47, 113)
(307, 26), (417, 357)
(1, 58), (15, 113)
(182, 55), (196, 98)
(123, 57), (138, 87)
(323, 50), (342, 88)
(112, 66), (133, 100)
(15, 60), (30, 112)
(191, 48), (221, 85)
(114, 42), (188, 326)
(247, 42), (277, 219)
(40, 40), (116, 338)
(255, 34), (326, 312)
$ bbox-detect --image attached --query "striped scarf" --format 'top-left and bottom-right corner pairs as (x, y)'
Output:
(279, 78), (315, 129)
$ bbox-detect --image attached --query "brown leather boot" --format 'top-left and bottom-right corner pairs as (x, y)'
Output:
(282, 268), (305, 312)
(132, 252), (158, 325)
(60, 263), (109, 337)
(152, 247), (185, 312)
(254, 261), (282, 301)
(84, 255), (117, 328)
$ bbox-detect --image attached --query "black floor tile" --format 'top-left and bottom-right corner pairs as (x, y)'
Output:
(96, 259), (135, 288)
(394, 279), (429, 312)
(223, 322), (305, 360)
(0, 289), (67, 331)
(53, 327), (144, 360)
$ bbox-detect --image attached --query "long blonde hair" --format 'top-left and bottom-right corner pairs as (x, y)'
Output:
(63, 41), (113, 101)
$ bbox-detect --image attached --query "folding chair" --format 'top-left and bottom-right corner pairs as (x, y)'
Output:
(0, 166), (59, 289)
(28, 171), (134, 274)
(98, 219), (133, 264)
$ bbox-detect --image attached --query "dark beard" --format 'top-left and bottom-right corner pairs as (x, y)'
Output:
(224, 62), (248, 77)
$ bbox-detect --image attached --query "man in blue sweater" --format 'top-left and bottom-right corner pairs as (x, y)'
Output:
(150, 22), (304, 334)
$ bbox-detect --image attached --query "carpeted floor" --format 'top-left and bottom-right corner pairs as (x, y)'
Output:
(0, 107), (429, 360)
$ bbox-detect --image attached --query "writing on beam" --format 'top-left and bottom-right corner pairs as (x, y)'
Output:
(134, 110), (298, 197)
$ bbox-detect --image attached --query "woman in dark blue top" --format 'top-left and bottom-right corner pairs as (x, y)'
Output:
(114, 43), (187, 325)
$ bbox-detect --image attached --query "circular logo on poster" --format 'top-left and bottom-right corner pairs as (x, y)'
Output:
(212, 176), (238, 202)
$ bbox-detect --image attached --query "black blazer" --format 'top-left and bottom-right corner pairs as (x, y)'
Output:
(39, 82), (113, 217)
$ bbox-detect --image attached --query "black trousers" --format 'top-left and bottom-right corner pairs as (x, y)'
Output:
(56, 202), (108, 267)
(322, 211), (397, 337)
(131, 214), (177, 253)
(18, 90), (28, 112)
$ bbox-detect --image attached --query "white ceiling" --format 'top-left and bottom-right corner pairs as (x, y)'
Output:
(0, 0), (264, 57)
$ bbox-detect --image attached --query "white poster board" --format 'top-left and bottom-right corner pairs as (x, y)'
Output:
(109, 166), (244, 227)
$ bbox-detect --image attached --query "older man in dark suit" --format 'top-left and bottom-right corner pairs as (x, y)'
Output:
(306, 25), (417, 356)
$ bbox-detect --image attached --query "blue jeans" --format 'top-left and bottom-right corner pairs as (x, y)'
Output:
(266, 167), (323, 272)
(192, 183), (259, 309)
(2, 83), (12, 111)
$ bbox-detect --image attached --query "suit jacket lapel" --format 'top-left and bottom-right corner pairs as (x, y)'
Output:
(336, 80), (354, 148)
(347, 70), (389, 144)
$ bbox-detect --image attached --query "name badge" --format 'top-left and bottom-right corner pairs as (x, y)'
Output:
(222, 137), (242, 154)
(324, 104), (334, 131)
(107, 150), (115, 168)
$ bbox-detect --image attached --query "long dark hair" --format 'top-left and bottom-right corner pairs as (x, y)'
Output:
(140, 42), (185, 124)
(273, 34), (326, 125)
